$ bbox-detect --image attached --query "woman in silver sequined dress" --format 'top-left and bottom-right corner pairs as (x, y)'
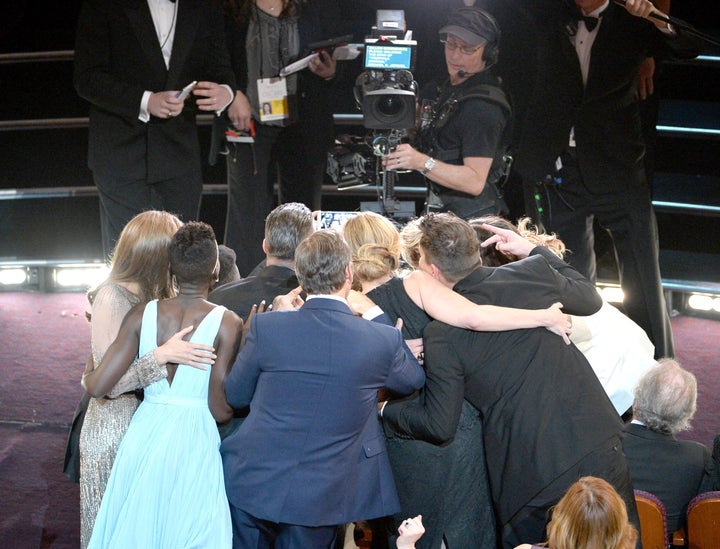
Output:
(78, 211), (217, 548)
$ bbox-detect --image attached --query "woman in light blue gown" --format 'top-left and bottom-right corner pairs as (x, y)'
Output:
(82, 222), (243, 548)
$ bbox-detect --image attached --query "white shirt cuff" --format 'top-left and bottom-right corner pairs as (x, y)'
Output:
(379, 401), (388, 418)
(139, 91), (152, 123)
(362, 305), (384, 320)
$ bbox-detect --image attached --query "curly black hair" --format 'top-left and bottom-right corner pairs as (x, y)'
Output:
(169, 221), (218, 285)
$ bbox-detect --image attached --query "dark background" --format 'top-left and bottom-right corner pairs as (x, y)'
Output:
(1, 1), (719, 285)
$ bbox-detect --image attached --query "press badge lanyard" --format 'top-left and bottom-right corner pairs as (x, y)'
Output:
(256, 7), (289, 123)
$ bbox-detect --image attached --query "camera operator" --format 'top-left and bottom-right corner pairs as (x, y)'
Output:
(382, 7), (511, 220)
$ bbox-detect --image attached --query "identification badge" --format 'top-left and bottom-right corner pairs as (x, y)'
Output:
(257, 77), (289, 122)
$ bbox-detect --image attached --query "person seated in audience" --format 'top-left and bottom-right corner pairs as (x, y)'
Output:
(623, 358), (719, 533)
(214, 244), (241, 289)
(514, 476), (638, 549)
(470, 215), (657, 419)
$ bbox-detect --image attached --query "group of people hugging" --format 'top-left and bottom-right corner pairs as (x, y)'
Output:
(65, 202), (719, 549)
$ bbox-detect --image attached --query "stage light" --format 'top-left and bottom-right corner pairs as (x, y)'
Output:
(53, 264), (108, 289)
(0, 268), (28, 286)
(687, 294), (720, 312)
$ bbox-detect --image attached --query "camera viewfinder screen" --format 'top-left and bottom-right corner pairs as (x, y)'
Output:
(364, 44), (413, 70)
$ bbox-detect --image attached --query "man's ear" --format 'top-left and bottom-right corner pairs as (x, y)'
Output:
(345, 263), (353, 285)
(261, 238), (268, 255)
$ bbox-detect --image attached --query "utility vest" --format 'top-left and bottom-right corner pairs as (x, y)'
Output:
(416, 80), (513, 218)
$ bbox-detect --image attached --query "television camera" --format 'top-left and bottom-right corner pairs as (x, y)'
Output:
(327, 10), (418, 219)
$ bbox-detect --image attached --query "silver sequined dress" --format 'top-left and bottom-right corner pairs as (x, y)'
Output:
(78, 284), (167, 548)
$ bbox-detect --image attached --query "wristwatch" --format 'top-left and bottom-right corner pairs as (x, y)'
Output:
(421, 157), (436, 175)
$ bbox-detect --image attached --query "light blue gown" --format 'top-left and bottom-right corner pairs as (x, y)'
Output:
(88, 301), (232, 548)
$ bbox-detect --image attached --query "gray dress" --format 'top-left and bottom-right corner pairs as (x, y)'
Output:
(78, 284), (166, 548)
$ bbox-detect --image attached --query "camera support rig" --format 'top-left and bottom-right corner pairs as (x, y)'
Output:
(327, 9), (418, 220)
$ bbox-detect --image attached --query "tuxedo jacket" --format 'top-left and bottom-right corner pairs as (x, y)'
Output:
(492, 0), (701, 192)
(622, 423), (719, 532)
(220, 297), (425, 526)
(74, 0), (236, 182)
(383, 250), (624, 524)
(208, 264), (299, 320)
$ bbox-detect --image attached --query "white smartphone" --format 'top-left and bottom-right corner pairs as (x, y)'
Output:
(175, 80), (197, 101)
(315, 211), (359, 230)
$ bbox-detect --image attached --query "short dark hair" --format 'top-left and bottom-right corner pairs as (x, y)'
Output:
(217, 244), (240, 286)
(265, 202), (314, 261)
(295, 230), (351, 295)
(169, 222), (218, 285)
(418, 213), (482, 283)
(633, 358), (697, 435)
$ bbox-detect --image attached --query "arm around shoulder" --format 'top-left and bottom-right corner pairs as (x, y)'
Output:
(82, 303), (145, 397)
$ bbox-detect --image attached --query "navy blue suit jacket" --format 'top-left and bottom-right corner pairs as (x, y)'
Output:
(221, 297), (425, 526)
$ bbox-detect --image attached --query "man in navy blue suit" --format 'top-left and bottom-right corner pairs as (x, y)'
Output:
(220, 230), (425, 548)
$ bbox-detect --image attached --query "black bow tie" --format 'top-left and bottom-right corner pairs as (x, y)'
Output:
(581, 14), (600, 31)
(573, 6), (606, 32)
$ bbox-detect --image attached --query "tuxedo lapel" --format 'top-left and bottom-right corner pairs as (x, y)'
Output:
(125, 0), (168, 78)
(585, 3), (616, 98)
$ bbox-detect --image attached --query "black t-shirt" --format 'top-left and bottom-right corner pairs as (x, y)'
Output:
(417, 74), (510, 218)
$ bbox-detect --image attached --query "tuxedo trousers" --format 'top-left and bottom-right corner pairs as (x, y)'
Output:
(542, 154), (674, 359)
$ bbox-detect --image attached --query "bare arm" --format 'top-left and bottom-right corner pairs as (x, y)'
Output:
(208, 311), (243, 423)
(403, 270), (571, 342)
(384, 144), (492, 196)
(82, 304), (145, 397)
(106, 325), (217, 398)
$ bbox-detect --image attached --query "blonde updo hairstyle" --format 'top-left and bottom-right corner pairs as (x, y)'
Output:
(342, 212), (402, 287)
(546, 476), (638, 549)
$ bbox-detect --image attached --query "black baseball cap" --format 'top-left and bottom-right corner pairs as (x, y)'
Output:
(438, 7), (499, 46)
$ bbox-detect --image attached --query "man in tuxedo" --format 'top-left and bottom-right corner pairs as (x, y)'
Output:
(220, 230), (425, 548)
(209, 202), (314, 320)
(74, 0), (236, 256)
(623, 358), (719, 533)
(481, 0), (701, 359)
(381, 213), (638, 548)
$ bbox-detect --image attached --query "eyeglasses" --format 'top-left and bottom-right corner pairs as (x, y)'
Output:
(441, 38), (482, 56)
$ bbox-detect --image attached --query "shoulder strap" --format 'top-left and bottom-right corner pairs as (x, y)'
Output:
(456, 84), (511, 114)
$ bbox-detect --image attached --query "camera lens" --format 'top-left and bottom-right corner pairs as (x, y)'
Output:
(377, 97), (404, 117)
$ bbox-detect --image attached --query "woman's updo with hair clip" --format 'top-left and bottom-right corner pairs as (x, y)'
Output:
(352, 243), (399, 283)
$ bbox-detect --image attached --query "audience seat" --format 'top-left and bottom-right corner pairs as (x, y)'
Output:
(686, 491), (720, 549)
(635, 489), (670, 549)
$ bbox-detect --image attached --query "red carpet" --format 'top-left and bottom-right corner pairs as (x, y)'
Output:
(0, 291), (718, 547)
